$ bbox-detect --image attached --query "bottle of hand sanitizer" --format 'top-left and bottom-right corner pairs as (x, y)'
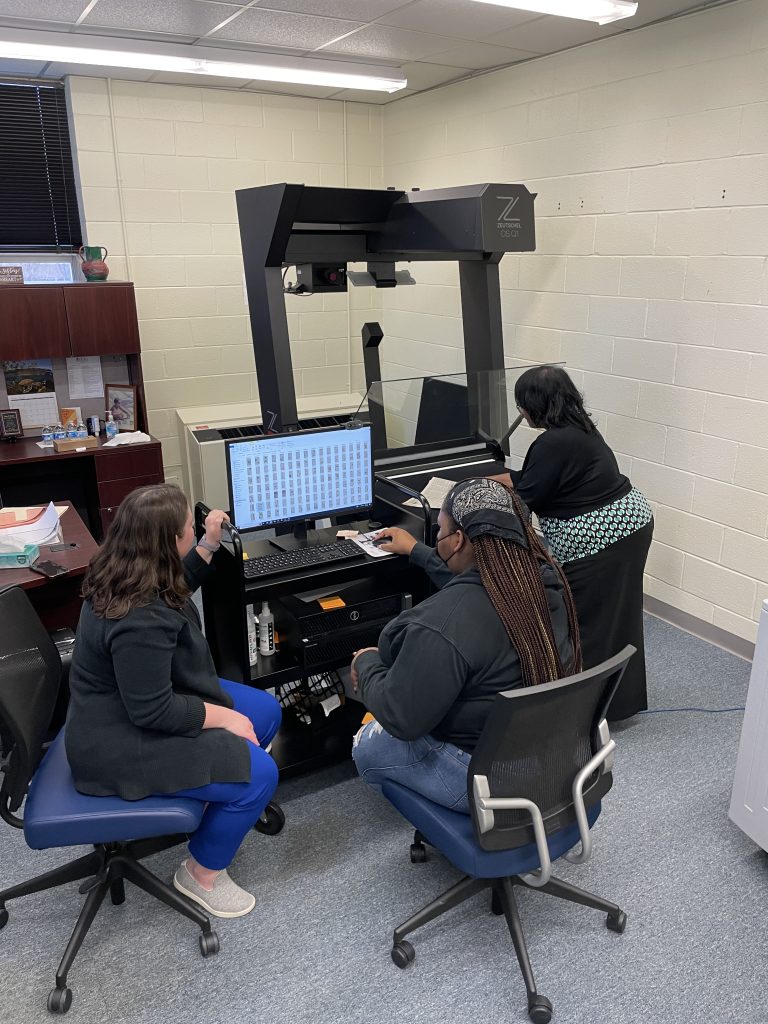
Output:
(258, 601), (275, 656)
(105, 410), (117, 440)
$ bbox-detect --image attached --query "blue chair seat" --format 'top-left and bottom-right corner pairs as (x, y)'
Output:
(381, 781), (601, 879)
(24, 732), (206, 851)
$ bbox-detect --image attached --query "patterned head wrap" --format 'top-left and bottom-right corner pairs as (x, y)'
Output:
(446, 478), (528, 547)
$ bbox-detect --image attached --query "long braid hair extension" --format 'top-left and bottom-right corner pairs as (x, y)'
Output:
(471, 490), (582, 688)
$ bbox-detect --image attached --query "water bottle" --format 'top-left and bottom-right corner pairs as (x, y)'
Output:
(53, 422), (65, 441)
(76, 420), (87, 439)
(105, 411), (117, 440)
(246, 605), (258, 666)
(41, 424), (54, 442)
(65, 420), (78, 439)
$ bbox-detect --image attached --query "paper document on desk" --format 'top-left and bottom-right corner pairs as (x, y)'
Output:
(403, 476), (455, 510)
(350, 530), (395, 558)
(102, 431), (151, 447)
(0, 501), (62, 550)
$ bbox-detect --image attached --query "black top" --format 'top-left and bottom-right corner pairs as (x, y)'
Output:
(355, 542), (572, 754)
(65, 549), (250, 800)
(509, 426), (631, 519)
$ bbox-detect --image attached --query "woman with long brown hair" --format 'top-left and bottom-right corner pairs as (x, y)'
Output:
(66, 484), (281, 919)
(350, 478), (580, 812)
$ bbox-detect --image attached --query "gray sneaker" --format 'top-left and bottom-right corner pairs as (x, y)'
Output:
(173, 860), (256, 919)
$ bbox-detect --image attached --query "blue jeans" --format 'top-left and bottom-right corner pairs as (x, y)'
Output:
(170, 680), (281, 871)
(352, 721), (472, 814)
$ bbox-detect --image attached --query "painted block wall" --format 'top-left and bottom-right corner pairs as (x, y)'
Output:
(381, 0), (768, 644)
(68, 77), (383, 486)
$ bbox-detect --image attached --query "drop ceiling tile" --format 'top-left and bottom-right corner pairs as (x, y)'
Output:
(0, 0), (88, 23)
(82, 0), (241, 37)
(398, 60), (469, 90)
(486, 16), (614, 53)
(380, 0), (535, 42)
(208, 8), (362, 49)
(429, 40), (538, 69)
(628, 0), (724, 27)
(256, 0), (411, 20)
(316, 25), (466, 62)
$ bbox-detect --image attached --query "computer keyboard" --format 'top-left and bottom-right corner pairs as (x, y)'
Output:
(242, 539), (366, 580)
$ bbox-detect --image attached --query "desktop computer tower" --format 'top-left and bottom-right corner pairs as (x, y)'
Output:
(273, 583), (412, 676)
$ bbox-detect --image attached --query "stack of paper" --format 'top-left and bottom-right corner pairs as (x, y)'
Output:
(0, 502), (63, 552)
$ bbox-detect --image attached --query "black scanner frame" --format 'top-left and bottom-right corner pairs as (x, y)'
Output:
(235, 182), (537, 450)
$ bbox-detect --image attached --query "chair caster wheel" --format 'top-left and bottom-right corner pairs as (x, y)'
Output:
(528, 994), (552, 1023)
(255, 802), (285, 836)
(199, 930), (220, 958)
(47, 987), (72, 1014)
(606, 910), (627, 933)
(391, 940), (415, 969)
(410, 843), (427, 863)
(0, 907), (8, 930)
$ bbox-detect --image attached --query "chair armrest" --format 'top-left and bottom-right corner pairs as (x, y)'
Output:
(472, 776), (552, 888)
(563, 736), (616, 866)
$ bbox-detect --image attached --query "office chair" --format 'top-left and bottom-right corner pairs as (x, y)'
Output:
(381, 647), (634, 1024)
(0, 585), (283, 1014)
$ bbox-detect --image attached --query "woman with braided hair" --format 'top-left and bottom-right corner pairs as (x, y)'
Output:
(349, 478), (579, 813)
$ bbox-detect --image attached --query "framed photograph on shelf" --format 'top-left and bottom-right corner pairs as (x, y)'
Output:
(0, 408), (23, 441)
(104, 384), (137, 432)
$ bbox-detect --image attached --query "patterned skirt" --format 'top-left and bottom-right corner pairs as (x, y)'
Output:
(538, 487), (653, 565)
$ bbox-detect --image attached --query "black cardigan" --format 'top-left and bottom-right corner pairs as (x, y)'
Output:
(510, 425), (631, 519)
(65, 549), (250, 800)
(355, 543), (572, 754)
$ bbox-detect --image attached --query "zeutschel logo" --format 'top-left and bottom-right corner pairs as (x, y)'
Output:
(497, 196), (520, 222)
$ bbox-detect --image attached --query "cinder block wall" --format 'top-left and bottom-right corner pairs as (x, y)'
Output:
(68, 77), (383, 485)
(381, 0), (768, 644)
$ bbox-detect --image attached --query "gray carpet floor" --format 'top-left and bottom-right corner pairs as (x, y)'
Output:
(2, 615), (766, 1024)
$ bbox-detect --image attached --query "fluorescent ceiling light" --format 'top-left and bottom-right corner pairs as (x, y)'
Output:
(467, 0), (638, 25)
(0, 28), (407, 92)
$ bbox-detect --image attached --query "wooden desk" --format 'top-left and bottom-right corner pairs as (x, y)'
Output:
(0, 436), (163, 538)
(0, 502), (98, 630)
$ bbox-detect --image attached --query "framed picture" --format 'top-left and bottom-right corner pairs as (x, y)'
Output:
(104, 384), (137, 432)
(0, 408), (23, 440)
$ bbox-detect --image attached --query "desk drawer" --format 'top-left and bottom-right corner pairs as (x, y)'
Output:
(97, 474), (161, 508)
(95, 446), (163, 483)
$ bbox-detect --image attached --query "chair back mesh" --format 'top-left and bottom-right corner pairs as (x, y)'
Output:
(468, 647), (634, 852)
(0, 587), (62, 813)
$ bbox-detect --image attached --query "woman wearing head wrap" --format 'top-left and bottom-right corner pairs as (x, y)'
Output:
(350, 478), (580, 813)
(504, 365), (654, 720)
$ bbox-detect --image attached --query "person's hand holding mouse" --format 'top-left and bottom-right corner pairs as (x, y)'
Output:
(373, 526), (417, 557)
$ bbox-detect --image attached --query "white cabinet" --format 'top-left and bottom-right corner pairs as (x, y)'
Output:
(729, 599), (768, 851)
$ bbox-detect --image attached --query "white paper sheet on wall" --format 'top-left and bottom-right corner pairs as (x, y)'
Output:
(7, 393), (59, 429)
(66, 356), (104, 399)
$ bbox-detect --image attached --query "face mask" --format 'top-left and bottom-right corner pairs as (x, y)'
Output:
(435, 528), (460, 566)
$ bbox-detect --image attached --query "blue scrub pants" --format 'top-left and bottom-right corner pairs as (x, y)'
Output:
(171, 679), (281, 871)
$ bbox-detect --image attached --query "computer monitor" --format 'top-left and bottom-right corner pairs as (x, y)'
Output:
(225, 423), (373, 535)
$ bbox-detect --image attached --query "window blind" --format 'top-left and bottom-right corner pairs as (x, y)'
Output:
(0, 82), (83, 251)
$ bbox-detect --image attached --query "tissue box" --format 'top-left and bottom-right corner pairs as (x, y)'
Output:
(0, 543), (40, 568)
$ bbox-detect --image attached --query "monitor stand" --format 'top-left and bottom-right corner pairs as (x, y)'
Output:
(269, 519), (338, 552)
